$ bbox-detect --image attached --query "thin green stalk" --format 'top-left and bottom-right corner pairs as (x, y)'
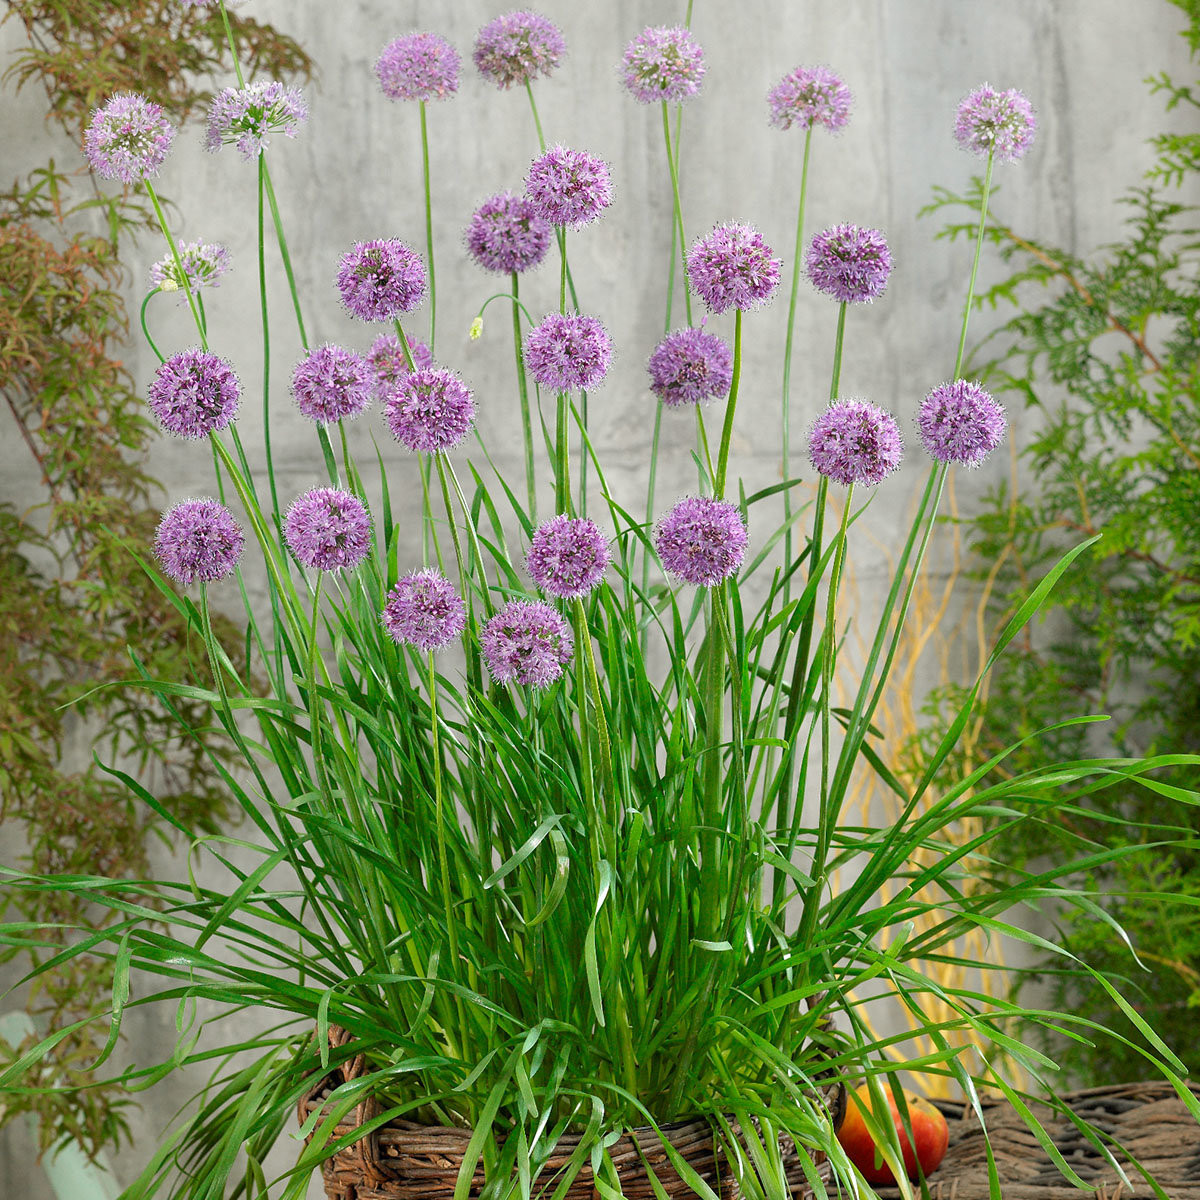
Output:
(555, 392), (571, 516)
(714, 309), (744, 499)
(419, 100), (437, 355)
(953, 151), (995, 378)
(262, 164), (309, 351)
(524, 80), (547, 152)
(258, 157), (282, 524)
(139, 290), (166, 363)
(511, 272), (537, 521)
(217, 0), (247, 87)
(661, 100), (693, 328)
(143, 182), (206, 350)
(395, 318), (442, 569)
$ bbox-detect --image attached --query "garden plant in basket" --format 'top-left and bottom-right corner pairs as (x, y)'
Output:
(3, 6), (1199, 1199)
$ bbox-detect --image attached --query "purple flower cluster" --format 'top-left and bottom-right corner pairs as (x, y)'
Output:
(687, 223), (782, 314)
(767, 66), (851, 132)
(154, 498), (244, 586)
(526, 515), (609, 599)
(284, 487), (372, 571)
(206, 81), (307, 160)
(955, 85), (1036, 162)
(291, 345), (373, 424)
(465, 191), (552, 274)
(368, 332), (434, 399)
(473, 11), (565, 89)
(620, 26), (705, 104)
(647, 327), (732, 408)
(917, 380), (1007, 467)
(149, 240), (231, 297)
(525, 145), (612, 229)
(655, 496), (747, 587)
(382, 569), (466, 651)
(84, 93), (174, 184)
(337, 239), (427, 322)
(808, 399), (903, 486)
(384, 367), (475, 454)
(481, 600), (573, 688)
(523, 313), (611, 391)
(806, 224), (892, 304)
(148, 349), (240, 439)
(376, 32), (460, 102)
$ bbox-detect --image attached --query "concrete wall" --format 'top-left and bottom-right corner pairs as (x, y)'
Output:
(2, 1), (1195, 1196)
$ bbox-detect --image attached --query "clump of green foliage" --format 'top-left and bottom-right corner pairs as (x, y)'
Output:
(0, 0), (311, 1156)
(920, 0), (1200, 1084)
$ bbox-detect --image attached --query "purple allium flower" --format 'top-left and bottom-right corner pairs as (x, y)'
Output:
(954, 85), (1036, 163)
(84, 93), (174, 184)
(376, 32), (460, 102)
(687, 223), (782, 315)
(918, 379), (1007, 467)
(481, 599), (573, 688)
(525, 145), (612, 230)
(806, 224), (893, 304)
(523, 313), (611, 391)
(148, 349), (240, 439)
(465, 191), (552, 274)
(336, 238), (427, 322)
(526, 515), (609, 599)
(384, 367), (475, 454)
(154, 498), (244, 586)
(767, 66), (851, 132)
(368, 332), (434, 400)
(284, 487), (372, 571)
(205, 81), (307, 160)
(647, 327), (732, 408)
(382, 569), (467, 651)
(808, 399), (903, 486)
(620, 26), (705, 104)
(150, 240), (231, 299)
(655, 496), (748, 587)
(291, 344), (373, 424)
(473, 10), (565, 90)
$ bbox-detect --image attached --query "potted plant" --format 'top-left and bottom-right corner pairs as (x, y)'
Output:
(3, 7), (1197, 1199)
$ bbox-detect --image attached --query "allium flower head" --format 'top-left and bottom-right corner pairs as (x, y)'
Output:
(808, 399), (903, 486)
(525, 145), (612, 229)
(284, 487), (372, 571)
(205, 81), (307, 160)
(647, 327), (732, 408)
(376, 32), (460, 102)
(291, 345), (373, 424)
(473, 10), (565, 89)
(526, 515), (609, 599)
(481, 600), (573, 688)
(524, 313), (611, 391)
(655, 496), (747, 587)
(368, 332), (433, 399)
(465, 191), (552, 274)
(384, 367), (475, 454)
(767, 66), (851, 132)
(620, 26), (705, 104)
(918, 380), (1007, 467)
(382, 569), (467, 651)
(150, 240), (231, 298)
(806, 224), (892, 304)
(337, 238), (427, 322)
(687, 223), (782, 314)
(955, 85), (1036, 162)
(154, 498), (244, 586)
(148, 349), (240, 439)
(84, 93), (174, 184)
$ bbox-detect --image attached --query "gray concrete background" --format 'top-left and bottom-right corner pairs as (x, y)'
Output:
(3, 1), (1196, 1196)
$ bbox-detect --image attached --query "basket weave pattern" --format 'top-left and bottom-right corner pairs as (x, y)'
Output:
(298, 1028), (843, 1200)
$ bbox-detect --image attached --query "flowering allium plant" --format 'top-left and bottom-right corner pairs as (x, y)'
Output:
(8, 11), (1199, 1200)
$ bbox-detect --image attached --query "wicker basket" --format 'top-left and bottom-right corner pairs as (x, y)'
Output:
(298, 1027), (846, 1200)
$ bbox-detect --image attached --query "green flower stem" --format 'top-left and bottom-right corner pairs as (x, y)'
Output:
(419, 100), (437, 355)
(143, 182), (207, 351)
(660, 100), (694, 329)
(781, 125), (815, 585)
(257, 157), (282, 525)
(261, 163), (309, 351)
(695, 407), (716, 491)
(511, 273), (537, 521)
(139, 290), (166, 363)
(395, 318), (443, 568)
(524, 80), (547, 152)
(953, 151), (996, 379)
(217, 0), (247, 87)
(713, 308), (744, 499)
(573, 597), (615, 828)
(555, 391), (572, 516)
